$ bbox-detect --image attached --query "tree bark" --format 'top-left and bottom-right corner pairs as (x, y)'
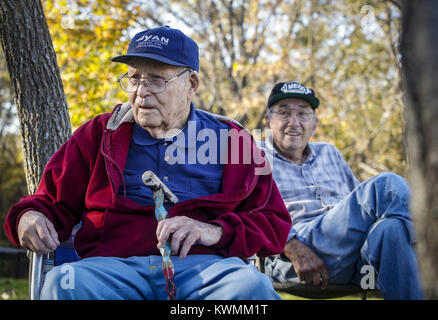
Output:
(0, 0), (72, 194)
(401, 0), (438, 299)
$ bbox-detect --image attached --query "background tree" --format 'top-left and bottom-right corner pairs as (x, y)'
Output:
(0, 0), (72, 194)
(401, 0), (438, 299)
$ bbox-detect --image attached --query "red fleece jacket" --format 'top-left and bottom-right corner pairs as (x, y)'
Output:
(4, 105), (291, 259)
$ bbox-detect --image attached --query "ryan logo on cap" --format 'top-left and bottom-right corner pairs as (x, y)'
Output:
(136, 34), (170, 50)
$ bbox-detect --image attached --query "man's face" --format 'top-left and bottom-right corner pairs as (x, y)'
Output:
(265, 98), (317, 159)
(126, 58), (198, 136)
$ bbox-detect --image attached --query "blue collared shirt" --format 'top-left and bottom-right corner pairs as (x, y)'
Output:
(119, 105), (229, 206)
(258, 137), (359, 241)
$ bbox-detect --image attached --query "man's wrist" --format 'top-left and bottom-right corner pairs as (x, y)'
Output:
(282, 238), (301, 260)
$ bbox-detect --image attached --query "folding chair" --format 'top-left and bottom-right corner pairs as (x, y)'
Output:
(272, 280), (377, 300)
(28, 223), (81, 300)
(258, 257), (380, 300)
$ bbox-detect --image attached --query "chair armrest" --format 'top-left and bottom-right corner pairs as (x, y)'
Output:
(28, 251), (43, 300)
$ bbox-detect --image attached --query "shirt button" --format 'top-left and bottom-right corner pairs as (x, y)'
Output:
(163, 176), (169, 182)
(162, 142), (168, 146)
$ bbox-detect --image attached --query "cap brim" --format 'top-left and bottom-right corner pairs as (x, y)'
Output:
(111, 53), (190, 69)
(268, 92), (319, 109)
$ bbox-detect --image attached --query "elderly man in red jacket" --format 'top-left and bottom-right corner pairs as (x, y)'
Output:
(4, 26), (291, 300)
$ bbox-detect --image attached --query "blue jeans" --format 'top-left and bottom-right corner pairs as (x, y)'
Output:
(40, 254), (280, 300)
(264, 172), (424, 300)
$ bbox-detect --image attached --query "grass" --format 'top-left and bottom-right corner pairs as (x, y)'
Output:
(278, 292), (382, 300)
(0, 278), (28, 300)
(0, 278), (381, 300)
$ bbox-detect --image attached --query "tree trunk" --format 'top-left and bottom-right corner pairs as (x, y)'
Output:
(0, 0), (72, 194)
(401, 0), (438, 299)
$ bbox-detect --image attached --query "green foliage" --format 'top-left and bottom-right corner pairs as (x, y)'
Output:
(0, 133), (27, 247)
(43, 0), (137, 128)
(0, 48), (27, 247)
(0, 278), (28, 300)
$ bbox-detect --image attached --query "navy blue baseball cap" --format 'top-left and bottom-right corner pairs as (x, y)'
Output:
(111, 25), (199, 72)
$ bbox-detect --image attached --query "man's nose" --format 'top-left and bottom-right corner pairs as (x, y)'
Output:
(287, 113), (300, 125)
(137, 81), (151, 96)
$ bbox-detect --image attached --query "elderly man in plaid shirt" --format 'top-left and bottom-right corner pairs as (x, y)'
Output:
(258, 81), (423, 300)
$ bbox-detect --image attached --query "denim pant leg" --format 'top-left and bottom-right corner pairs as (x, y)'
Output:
(266, 173), (422, 298)
(40, 256), (156, 300)
(351, 218), (424, 299)
(173, 255), (280, 300)
(41, 255), (280, 300)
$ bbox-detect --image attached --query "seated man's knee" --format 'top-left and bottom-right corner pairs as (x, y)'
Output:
(374, 172), (410, 198)
(41, 261), (106, 299)
(360, 172), (411, 218)
(370, 218), (411, 245)
(227, 265), (279, 299)
(40, 263), (78, 299)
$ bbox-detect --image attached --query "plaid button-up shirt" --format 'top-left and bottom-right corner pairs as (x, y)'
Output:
(259, 138), (359, 241)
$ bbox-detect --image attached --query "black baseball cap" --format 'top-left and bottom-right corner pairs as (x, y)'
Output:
(267, 81), (319, 109)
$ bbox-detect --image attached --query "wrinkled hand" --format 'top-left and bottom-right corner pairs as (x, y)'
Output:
(156, 216), (223, 259)
(17, 210), (60, 254)
(283, 238), (329, 289)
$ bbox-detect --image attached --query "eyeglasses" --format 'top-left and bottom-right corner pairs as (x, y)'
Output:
(270, 108), (314, 122)
(117, 69), (191, 93)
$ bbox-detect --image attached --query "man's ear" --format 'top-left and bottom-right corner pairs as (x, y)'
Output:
(187, 71), (200, 99)
(311, 115), (318, 136)
(264, 112), (271, 129)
